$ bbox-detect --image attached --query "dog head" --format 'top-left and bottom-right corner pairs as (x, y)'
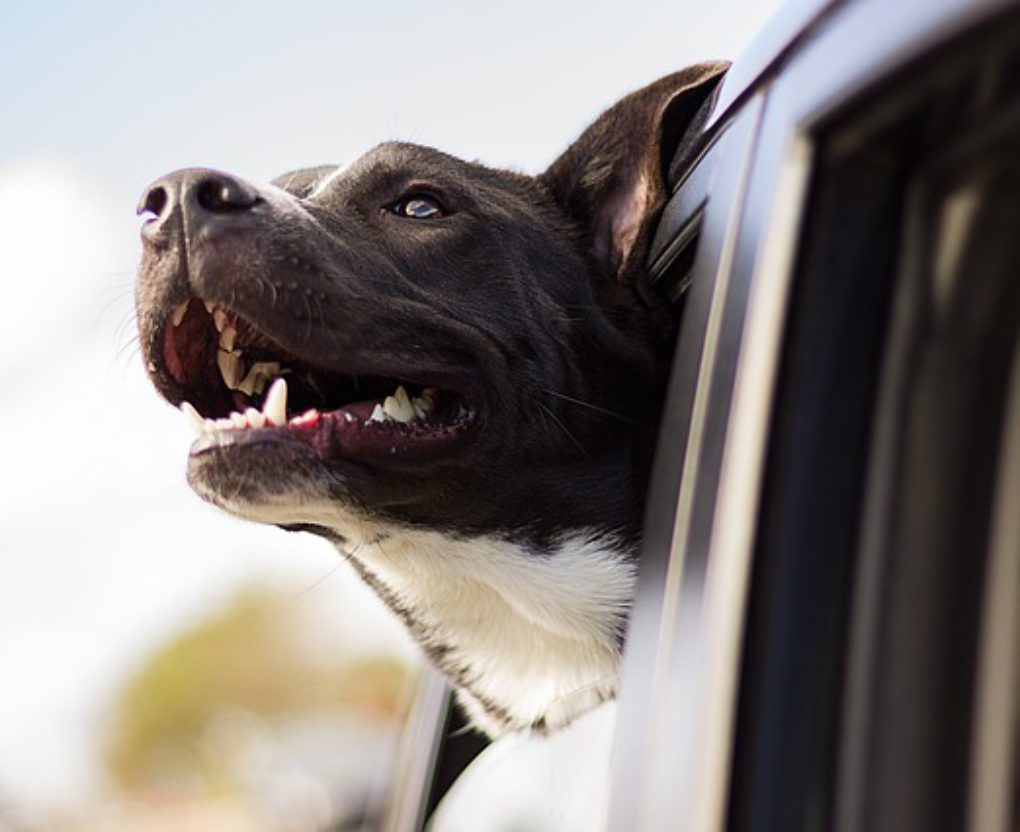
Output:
(135, 63), (727, 732)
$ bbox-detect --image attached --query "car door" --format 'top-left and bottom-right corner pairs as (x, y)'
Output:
(611, 0), (1020, 830)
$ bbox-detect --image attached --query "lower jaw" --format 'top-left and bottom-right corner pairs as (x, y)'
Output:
(190, 402), (478, 465)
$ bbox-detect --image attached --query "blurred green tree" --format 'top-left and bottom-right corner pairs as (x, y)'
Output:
(105, 587), (409, 795)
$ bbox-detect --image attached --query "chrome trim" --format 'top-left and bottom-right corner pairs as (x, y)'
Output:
(383, 671), (451, 832)
(689, 133), (812, 831)
(967, 335), (1020, 832)
(652, 130), (812, 832)
(708, 0), (840, 129)
(608, 97), (764, 831)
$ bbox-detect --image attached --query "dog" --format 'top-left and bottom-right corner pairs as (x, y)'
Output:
(135, 63), (728, 736)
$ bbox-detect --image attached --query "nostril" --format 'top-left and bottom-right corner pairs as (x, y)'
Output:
(138, 185), (168, 220)
(195, 176), (259, 214)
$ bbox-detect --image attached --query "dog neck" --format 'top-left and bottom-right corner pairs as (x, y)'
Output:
(336, 523), (637, 735)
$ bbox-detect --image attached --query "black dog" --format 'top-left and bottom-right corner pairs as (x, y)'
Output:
(135, 63), (727, 735)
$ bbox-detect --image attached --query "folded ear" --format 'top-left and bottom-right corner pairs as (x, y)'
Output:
(541, 62), (729, 286)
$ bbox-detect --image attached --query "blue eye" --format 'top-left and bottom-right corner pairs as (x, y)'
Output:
(391, 194), (445, 219)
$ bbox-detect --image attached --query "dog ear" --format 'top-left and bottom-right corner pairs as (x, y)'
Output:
(542, 63), (729, 286)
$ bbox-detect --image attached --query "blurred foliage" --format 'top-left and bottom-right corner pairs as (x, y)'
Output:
(104, 587), (409, 795)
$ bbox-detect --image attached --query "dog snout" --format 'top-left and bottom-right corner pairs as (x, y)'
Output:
(138, 168), (260, 241)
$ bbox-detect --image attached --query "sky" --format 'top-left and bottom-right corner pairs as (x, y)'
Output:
(0, 0), (784, 815)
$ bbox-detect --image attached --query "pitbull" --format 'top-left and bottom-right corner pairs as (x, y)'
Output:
(135, 63), (728, 735)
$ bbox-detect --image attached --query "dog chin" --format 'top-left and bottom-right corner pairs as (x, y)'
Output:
(186, 436), (354, 530)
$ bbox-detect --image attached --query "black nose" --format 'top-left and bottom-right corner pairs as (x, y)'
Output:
(138, 168), (260, 238)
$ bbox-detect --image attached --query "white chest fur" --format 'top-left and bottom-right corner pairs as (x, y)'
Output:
(216, 493), (637, 734)
(344, 526), (636, 735)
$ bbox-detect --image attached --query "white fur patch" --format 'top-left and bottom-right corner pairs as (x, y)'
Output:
(354, 528), (635, 734)
(217, 493), (636, 734)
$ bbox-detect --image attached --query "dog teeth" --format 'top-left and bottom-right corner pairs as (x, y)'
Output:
(245, 408), (265, 429)
(170, 301), (189, 328)
(369, 386), (438, 425)
(290, 409), (320, 426)
(237, 361), (280, 396)
(382, 385), (417, 423)
(217, 349), (244, 389)
(179, 300), (296, 402)
(262, 378), (287, 426)
(413, 388), (437, 417)
(381, 395), (411, 423)
(179, 381), (289, 436)
(219, 325), (237, 352)
(179, 378), (437, 440)
(180, 401), (205, 436)
(395, 385), (413, 411)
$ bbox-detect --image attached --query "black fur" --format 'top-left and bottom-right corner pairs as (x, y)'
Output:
(137, 64), (727, 548)
(135, 64), (729, 731)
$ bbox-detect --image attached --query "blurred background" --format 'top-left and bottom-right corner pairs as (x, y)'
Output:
(0, 1), (783, 829)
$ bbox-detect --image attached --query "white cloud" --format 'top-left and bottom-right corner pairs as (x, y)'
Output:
(0, 159), (414, 811)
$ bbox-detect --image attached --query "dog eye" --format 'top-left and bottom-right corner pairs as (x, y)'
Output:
(390, 194), (446, 220)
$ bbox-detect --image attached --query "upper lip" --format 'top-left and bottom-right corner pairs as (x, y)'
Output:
(147, 294), (484, 419)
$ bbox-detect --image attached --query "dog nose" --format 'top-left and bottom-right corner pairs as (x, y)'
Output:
(138, 168), (260, 239)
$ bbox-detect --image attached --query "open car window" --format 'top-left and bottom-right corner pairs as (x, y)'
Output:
(381, 1), (1020, 829)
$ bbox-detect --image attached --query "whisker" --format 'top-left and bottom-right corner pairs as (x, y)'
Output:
(289, 551), (353, 603)
(544, 674), (616, 711)
(542, 389), (643, 427)
(112, 309), (138, 347)
(537, 402), (589, 457)
(112, 333), (141, 368)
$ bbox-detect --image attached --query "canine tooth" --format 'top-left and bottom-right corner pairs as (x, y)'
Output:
(230, 411), (248, 429)
(204, 299), (216, 313)
(170, 301), (189, 328)
(213, 309), (228, 332)
(245, 408), (265, 429)
(217, 350), (244, 389)
(369, 403), (388, 423)
(219, 326), (237, 352)
(180, 401), (205, 435)
(262, 378), (287, 425)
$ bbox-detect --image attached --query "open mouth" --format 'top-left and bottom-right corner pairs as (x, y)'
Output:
(160, 298), (478, 463)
